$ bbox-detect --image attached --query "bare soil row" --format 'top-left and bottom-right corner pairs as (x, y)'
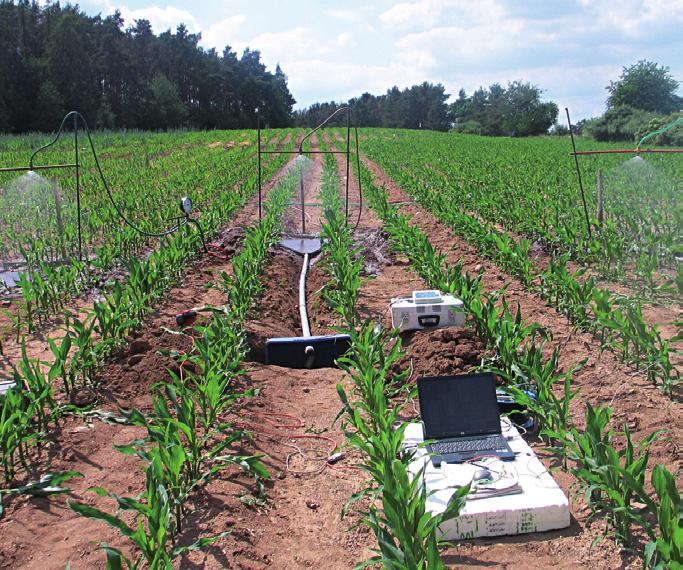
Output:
(1, 132), (678, 569)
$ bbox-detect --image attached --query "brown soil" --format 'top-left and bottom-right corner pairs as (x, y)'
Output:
(177, 132), (378, 568)
(245, 247), (304, 362)
(359, 155), (681, 569)
(2, 129), (679, 570)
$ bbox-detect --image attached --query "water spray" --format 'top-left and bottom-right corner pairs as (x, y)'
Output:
(565, 107), (682, 241)
(0, 111), (207, 263)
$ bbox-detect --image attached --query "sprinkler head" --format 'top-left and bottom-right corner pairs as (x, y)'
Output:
(180, 196), (193, 215)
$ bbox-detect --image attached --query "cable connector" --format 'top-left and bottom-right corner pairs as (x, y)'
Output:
(175, 310), (197, 327)
(327, 452), (344, 465)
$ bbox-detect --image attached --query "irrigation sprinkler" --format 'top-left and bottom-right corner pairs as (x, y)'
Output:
(0, 111), (206, 267)
(256, 106), (362, 231)
(261, 107), (363, 368)
(564, 109), (682, 241)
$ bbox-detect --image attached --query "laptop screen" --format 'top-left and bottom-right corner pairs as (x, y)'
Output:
(417, 373), (501, 439)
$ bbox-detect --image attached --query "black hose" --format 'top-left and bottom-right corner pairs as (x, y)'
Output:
(299, 107), (350, 154)
(79, 116), (183, 238)
(31, 111), (184, 239)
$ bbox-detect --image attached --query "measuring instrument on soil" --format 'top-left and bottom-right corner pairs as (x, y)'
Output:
(390, 290), (465, 332)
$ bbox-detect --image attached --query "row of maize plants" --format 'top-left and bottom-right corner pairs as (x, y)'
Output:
(359, 132), (679, 397)
(361, 130), (681, 294)
(356, 157), (681, 568)
(0, 145), (295, 487)
(67, 169), (298, 568)
(317, 154), (471, 568)
(1, 128), (298, 330)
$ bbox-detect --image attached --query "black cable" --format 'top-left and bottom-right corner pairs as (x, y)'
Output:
(31, 110), (185, 238)
(79, 115), (183, 238)
(352, 125), (363, 232)
(299, 107), (350, 154)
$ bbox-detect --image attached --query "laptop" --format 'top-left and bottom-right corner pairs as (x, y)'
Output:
(417, 373), (515, 464)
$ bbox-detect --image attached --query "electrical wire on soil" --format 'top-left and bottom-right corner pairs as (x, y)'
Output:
(229, 409), (358, 476)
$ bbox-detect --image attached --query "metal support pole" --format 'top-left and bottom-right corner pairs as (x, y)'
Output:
(257, 111), (262, 220)
(299, 149), (306, 234)
(74, 113), (83, 261)
(345, 109), (351, 224)
(597, 170), (604, 225)
(565, 108), (592, 239)
(0, 164), (78, 173)
(354, 126), (363, 229)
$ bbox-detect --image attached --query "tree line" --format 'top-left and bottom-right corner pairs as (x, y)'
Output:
(580, 61), (681, 145)
(294, 80), (559, 136)
(0, 0), (296, 133)
(293, 83), (451, 131)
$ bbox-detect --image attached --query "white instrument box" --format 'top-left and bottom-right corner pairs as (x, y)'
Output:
(390, 291), (465, 332)
(403, 421), (570, 539)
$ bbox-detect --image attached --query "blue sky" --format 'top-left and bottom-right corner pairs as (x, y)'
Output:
(76, 0), (682, 120)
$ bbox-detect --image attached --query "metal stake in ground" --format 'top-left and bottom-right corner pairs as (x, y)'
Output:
(565, 107), (592, 240)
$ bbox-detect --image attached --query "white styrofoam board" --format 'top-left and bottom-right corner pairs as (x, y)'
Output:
(403, 421), (570, 540)
(0, 380), (16, 396)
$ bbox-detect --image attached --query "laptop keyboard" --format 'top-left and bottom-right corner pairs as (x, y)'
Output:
(431, 435), (508, 455)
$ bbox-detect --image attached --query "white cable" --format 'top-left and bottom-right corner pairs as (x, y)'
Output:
(299, 253), (311, 338)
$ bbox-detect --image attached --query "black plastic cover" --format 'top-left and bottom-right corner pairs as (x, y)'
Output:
(265, 334), (351, 369)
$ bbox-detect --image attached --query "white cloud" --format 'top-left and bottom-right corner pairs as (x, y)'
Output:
(337, 32), (355, 48)
(380, 0), (435, 28)
(233, 27), (332, 69)
(380, 0), (505, 29)
(201, 15), (248, 51)
(285, 59), (426, 107)
(118, 5), (200, 33)
(396, 24), (514, 66)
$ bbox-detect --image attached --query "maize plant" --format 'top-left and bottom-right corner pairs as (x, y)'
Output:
(69, 455), (228, 570)
(564, 403), (662, 547)
(319, 154), (364, 328)
(337, 323), (470, 569)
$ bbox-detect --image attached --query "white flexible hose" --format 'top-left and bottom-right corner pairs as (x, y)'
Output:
(299, 253), (312, 338)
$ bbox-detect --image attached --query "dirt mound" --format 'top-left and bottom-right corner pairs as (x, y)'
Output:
(209, 226), (247, 256)
(397, 327), (486, 378)
(245, 246), (305, 361)
(96, 327), (194, 411)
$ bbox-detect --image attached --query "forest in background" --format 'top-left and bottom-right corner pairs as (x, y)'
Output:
(0, 2), (679, 141)
(0, 0), (296, 132)
(293, 81), (559, 135)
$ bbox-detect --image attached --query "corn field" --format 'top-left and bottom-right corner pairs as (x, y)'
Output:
(0, 127), (680, 569)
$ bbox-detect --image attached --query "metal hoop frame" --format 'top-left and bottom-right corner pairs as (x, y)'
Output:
(256, 106), (362, 233)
